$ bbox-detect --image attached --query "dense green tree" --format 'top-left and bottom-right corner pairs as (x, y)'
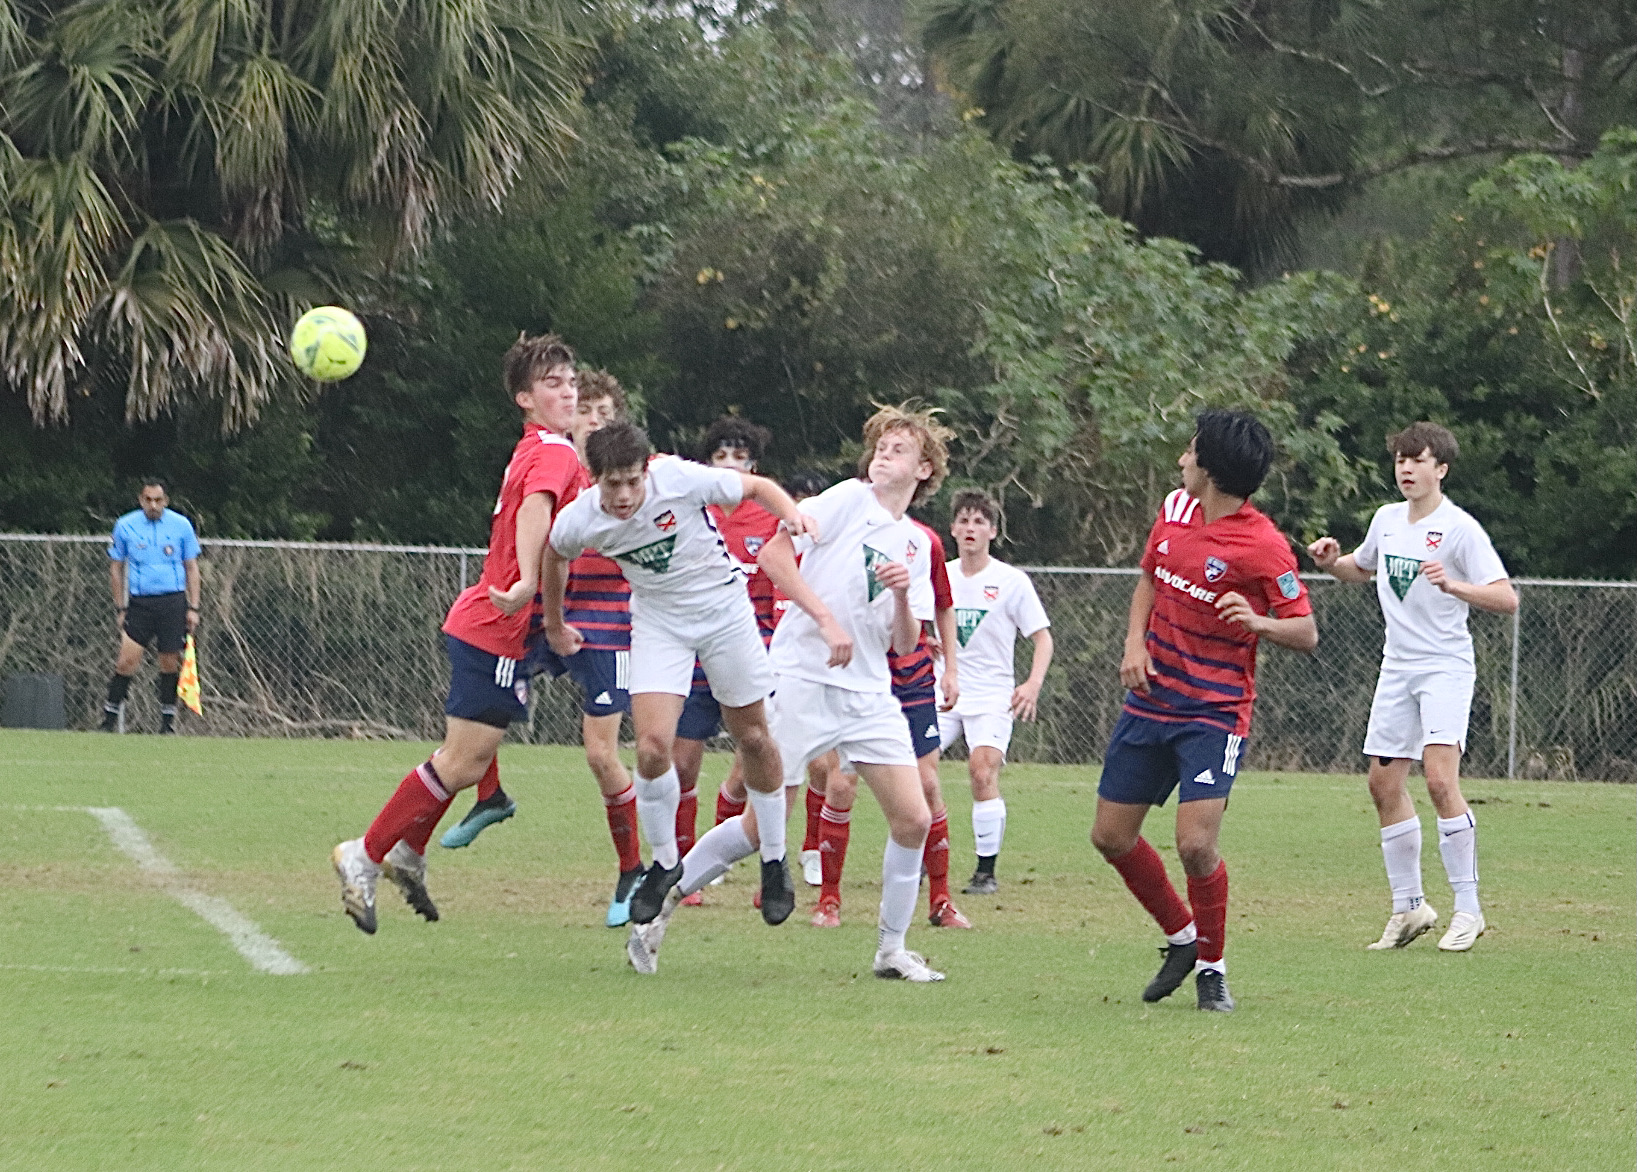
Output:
(918, 0), (1636, 269)
(0, 0), (589, 426)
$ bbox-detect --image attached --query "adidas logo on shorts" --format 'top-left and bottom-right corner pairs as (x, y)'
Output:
(1192, 769), (1216, 786)
(595, 691), (612, 705)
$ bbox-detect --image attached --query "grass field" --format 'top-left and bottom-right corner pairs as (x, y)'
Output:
(1, 730), (1632, 1171)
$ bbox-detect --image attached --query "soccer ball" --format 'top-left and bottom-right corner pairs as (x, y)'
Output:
(289, 306), (367, 381)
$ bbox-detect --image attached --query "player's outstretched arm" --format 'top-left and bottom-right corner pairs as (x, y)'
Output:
(1012, 628), (1054, 721)
(758, 531), (853, 667)
(1119, 574), (1158, 692)
(539, 545), (583, 656)
(1421, 564), (1519, 614)
(740, 474), (817, 541)
(488, 490), (555, 614)
(874, 561), (919, 656)
(1307, 536), (1372, 583)
(933, 607), (960, 712)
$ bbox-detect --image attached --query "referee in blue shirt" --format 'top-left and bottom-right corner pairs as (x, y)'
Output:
(101, 479), (202, 734)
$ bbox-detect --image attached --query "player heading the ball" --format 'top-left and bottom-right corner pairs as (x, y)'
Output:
(1308, 422), (1516, 954)
(1090, 410), (1318, 1012)
(542, 422), (814, 931)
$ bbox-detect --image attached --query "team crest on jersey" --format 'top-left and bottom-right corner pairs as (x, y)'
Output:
(863, 544), (891, 601)
(983, 584), (1000, 601)
(618, 536), (678, 574)
(1203, 556), (1227, 583)
(905, 541), (918, 564)
(1425, 530), (1443, 551)
(744, 536), (765, 557)
(955, 608), (988, 647)
(1383, 554), (1422, 601)
(1276, 570), (1301, 600)
(654, 510), (677, 533)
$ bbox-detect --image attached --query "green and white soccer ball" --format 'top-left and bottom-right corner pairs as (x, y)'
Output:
(289, 306), (367, 381)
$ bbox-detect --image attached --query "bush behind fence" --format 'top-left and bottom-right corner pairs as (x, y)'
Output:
(2, 535), (1632, 780)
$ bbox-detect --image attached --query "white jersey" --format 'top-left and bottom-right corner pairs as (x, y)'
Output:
(769, 478), (934, 694)
(549, 456), (745, 609)
(1352, 497), (1508, 671)
(944, 557), (1049, 714)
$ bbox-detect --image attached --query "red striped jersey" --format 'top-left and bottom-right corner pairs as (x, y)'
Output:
(1124, 488), (1311, 736)
(443, 422), (586, 660)
(708, 498), (783, 646)
(563, 552), (631, 652)
(890, 520), (954, 694)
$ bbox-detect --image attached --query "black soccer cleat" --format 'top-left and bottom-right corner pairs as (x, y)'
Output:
(99, 707), (121, 733)
(962, 871), (999, 896)
(1142, 941), (1198, 1002)
(159, 713), (177, 735)
(759, 857), (795, 926)
(629, 859), (684, 924)
(1195, 968), (1235, 1012)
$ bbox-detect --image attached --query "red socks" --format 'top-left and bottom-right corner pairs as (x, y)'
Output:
(475, 756), (501, 802)
(364, 761), (453, 863)
(676, 785), (698, 859)
(924, 811), (951, 907)
(802, 785), (825, 852)
(818, 802), (851, 903)
(604, 784), (642, 872)
(1187, 861), (1229, 964)
(715, 788), (745, 827)
(1108, 837), (1194, 936)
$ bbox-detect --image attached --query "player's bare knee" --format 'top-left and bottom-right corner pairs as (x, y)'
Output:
(1176, 838), (1219, 876)
(890, 808), (932, 847)
(1090, 823), (1136, 860)
(635, 740), (671, 780)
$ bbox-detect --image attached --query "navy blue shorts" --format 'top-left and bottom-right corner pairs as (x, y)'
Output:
(444, 635), (531, 730)
(676, 681), (722, 742)
(893, 681), (940, 759)
(1097, 710), (1246, 806)
(532, 644), (630, 718)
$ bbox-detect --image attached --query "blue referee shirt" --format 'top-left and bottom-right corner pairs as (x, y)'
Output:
(109, 508), (201, 597)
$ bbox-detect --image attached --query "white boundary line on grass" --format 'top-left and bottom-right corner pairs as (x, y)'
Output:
(12, 805), (310, 976)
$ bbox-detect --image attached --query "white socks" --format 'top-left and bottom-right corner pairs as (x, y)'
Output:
(876, 838), (924, 956)
(635, 766), (681, 869)
(1380, 816), (1425, 914)
(678, 816), (755, 896)
(1166, 923), (1198, 947)
(972, 797), (1006, 859)
(1437, 811), (1480, 915)
(745, 785), (787, 863)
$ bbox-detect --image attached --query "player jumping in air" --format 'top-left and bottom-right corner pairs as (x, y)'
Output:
(542, 423), (813, 929)
(938, 490), (1053, 896)
(809, 509), (966, 930)
(331, 335), (585, 934)
(626, 405), (951, 982)
(1091, 410), (1318, 1011)
(439, 371), (651, 928)
(1308, 422), (1516, 953)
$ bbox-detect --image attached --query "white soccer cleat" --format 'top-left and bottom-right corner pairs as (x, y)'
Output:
(626, 891), (680, 975)
(331, 838), (381, 935)
(800, 848), (822, 887)
(1366, 902), (1439, 950)
(1437, 910), (1486, 952)
(872, 948), (945, 983)
(382, 840), (439, 922)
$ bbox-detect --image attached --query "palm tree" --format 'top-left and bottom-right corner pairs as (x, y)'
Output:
(0, 0), (590, 427)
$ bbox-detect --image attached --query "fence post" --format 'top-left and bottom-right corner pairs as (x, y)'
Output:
(459, 552), (469, 591)
(1507, 584), (1522, 779)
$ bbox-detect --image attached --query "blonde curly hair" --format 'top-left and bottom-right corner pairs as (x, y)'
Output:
(856, 403), (954, 505)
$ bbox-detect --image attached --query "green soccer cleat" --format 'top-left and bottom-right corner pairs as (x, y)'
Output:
(439, 792), (516, 849)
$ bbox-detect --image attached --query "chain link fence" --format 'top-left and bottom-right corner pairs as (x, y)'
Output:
(2, 534), (1633, 780)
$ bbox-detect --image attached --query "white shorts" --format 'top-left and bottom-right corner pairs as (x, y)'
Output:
(770, 676), (917, 787)
(1362, 666), (1475, 761)
(938, 710), (1015, 759)
(628, 591), (773, 709)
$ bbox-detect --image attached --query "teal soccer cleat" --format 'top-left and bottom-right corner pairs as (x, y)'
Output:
(439, 792), (517, 849)
(606, 865), (645, 928)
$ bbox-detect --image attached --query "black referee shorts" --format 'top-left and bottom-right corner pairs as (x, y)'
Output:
(124, 592), (189, 654)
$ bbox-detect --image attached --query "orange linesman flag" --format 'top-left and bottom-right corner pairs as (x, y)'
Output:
(178, 635), (203, 715)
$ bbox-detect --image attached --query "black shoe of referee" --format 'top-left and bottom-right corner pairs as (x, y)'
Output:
(1142, 940), (1198, 1002)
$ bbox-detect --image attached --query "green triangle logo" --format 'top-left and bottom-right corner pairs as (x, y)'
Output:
(863, 544), (891, 601)
(617, 535), (677, 575)
(955, 608), (989, 647)
(1383, 554), (1422, 602)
